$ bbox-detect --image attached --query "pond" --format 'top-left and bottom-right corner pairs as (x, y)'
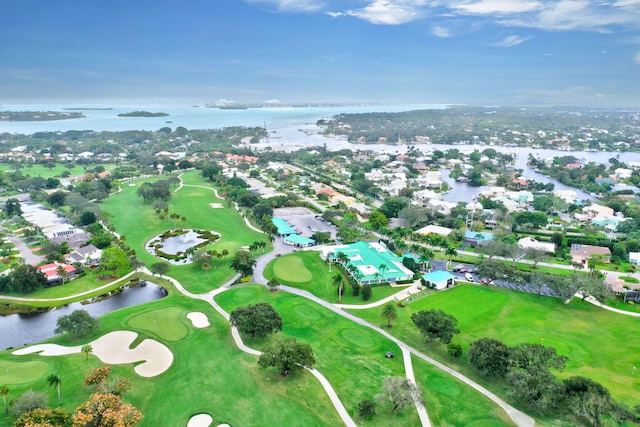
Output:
(0, 283), (167, 350)
(145, 229), (220, 265)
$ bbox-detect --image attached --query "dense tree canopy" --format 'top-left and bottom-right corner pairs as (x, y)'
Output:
(411, 309), (460, 345)
(55, 310), (99, 339)
(258, 338), (315, 376)
(230, 303), (283, 338)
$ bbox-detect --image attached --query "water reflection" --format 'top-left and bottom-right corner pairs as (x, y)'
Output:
(1, 283), (166, 350)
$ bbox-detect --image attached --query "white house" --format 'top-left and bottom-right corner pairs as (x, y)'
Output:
(518, 237), (555, 254)
(614, 168), (633, 180)
(65, 244), (103, 266)
(554, 190), (578, 204)
(426, 199), (457, 215)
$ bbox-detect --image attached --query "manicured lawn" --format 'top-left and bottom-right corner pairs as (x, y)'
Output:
(216, 285), (518, 426)
(0, 295), (341, 427)
(215, 285), (418, 426)
(412, 355), (515, 427)
(264, 251), (402, 305)
(348, 284), (640, 407)
(100, 171), (270, 293)
(0, 163), (113, 179)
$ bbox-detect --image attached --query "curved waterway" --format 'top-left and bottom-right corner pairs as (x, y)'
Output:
(0, 283), (167, 350)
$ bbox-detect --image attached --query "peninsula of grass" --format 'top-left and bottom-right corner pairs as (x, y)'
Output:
(348, 284), (640, 407)
(0, 295), (341, 427)
(264, 251), (401, 305)
(100, 172), (270, 293)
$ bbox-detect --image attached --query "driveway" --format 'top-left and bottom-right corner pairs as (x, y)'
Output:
(7, 235), (44, 265)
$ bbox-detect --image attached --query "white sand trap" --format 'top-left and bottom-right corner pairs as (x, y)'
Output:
(187, 312), (210, 328)
(218, 424), (231, 427)
(129, 183), (136, 186)
(209, 203), (224, 208)
(187, 414), (213, 427)
(13, 331), (173, 377)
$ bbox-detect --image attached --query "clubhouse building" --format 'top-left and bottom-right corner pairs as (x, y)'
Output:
(321, 241), (414, 285)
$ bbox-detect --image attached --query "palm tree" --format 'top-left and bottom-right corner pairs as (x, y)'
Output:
(335, 251), (349, 267)
(445, 246), (458, 268)
(373, 271), (382, 284)
(0, 384), (8, 416)
(47, 374), (62, 403)
(81, 344), (93, 361)
(202, 262), (210, 279)
(381, 303), (398, 328)
(332, 274), (345, 302)
(378, 263), (388, 282)
(56, 265), (69, 285)
(418, 248), (434, 271)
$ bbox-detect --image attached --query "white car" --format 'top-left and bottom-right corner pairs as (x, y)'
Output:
(464, 273), (474, 282)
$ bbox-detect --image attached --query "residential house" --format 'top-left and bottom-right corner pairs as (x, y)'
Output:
(37, 262), (82, 286)
(416, 171), (443, 189)
(415, 225), (452, 237)
(426, 199), (457, 216)
(464, 231), (494, 247)
(614, 168), (633, 180)
(412, 189), (442, 207)
(570, 244), (611, 265)
(65, 244), (103, 266)
(554, 190), (578, 204)
(629, 252), (640, 265)
(518, 237), (555, 254)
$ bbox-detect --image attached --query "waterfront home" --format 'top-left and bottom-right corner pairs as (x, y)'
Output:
(554, 190), (578, 204)
(426, 199), (457, 216)
(412, 189), (442, 207)
(614, 168), (633, 180)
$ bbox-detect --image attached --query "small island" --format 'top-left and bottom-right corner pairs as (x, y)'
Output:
(117, 111), (170, 118)
(0, 111), (85, 121)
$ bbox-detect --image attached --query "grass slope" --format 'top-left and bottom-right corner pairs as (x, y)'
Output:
(0, 295), (341, 427)
(349, 284), (640, 407)
(100, 171), (269, 293)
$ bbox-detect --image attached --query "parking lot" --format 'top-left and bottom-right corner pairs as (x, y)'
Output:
(273, 207), (337, 240)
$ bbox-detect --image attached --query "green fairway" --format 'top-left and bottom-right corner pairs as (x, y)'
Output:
(0, 295), (342, 427)
(349, 284), (640, 406)
(215, 285), (419, 426)
(0, 360), (49, 384)
(126, 306), (188, 341)
(100, 171), (269, 293)
(412, 355), (515, 426)
(0, 163), (112, 179)
(265, 251), (402, 305)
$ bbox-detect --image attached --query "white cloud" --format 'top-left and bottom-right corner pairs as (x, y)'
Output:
(453, 0), (542, 15)
(432, 25), (453, 37)
(494, 35), (531, 47)
(243, 0), (325, 13)
(634, 52), (640, 64)
(341, 0), (427, 25)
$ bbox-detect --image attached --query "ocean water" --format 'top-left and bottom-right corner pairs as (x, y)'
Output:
(0, 103), (446, 134)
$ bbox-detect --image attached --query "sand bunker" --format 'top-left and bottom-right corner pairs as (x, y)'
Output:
(209, 203), (224, 208)
(187, 414), (213, 427)
(13, 331), (173, 377)
(129, 183), (136, 186)
(187, 312), (210, 328)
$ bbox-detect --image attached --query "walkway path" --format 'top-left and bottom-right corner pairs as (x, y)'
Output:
(141, 267), (357, 427)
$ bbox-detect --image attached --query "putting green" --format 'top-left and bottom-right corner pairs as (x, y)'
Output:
(339, 328), (376, 348)
(0, 360), (49, 384)
(127, 306), (188, 341)
(272, 257), (312, 283)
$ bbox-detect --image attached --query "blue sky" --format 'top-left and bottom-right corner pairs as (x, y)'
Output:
(1, 0), (639, 106)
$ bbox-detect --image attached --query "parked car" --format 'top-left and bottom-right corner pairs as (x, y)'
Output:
(480, 278), (489, 285)
(453, 264), (464, 272)
(465, 273), (474, 282)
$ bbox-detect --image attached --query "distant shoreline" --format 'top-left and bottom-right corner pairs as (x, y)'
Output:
(0, 111), (85, 121)
(117, 111), (169, 118)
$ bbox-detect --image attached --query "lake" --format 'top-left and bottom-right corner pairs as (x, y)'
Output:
(0, 283), (167, 350)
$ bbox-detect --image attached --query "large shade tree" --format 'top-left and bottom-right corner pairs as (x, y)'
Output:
(230, 303), (283, 338)
(258, 338), (315, 376)
(411, 309), (460, 345)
